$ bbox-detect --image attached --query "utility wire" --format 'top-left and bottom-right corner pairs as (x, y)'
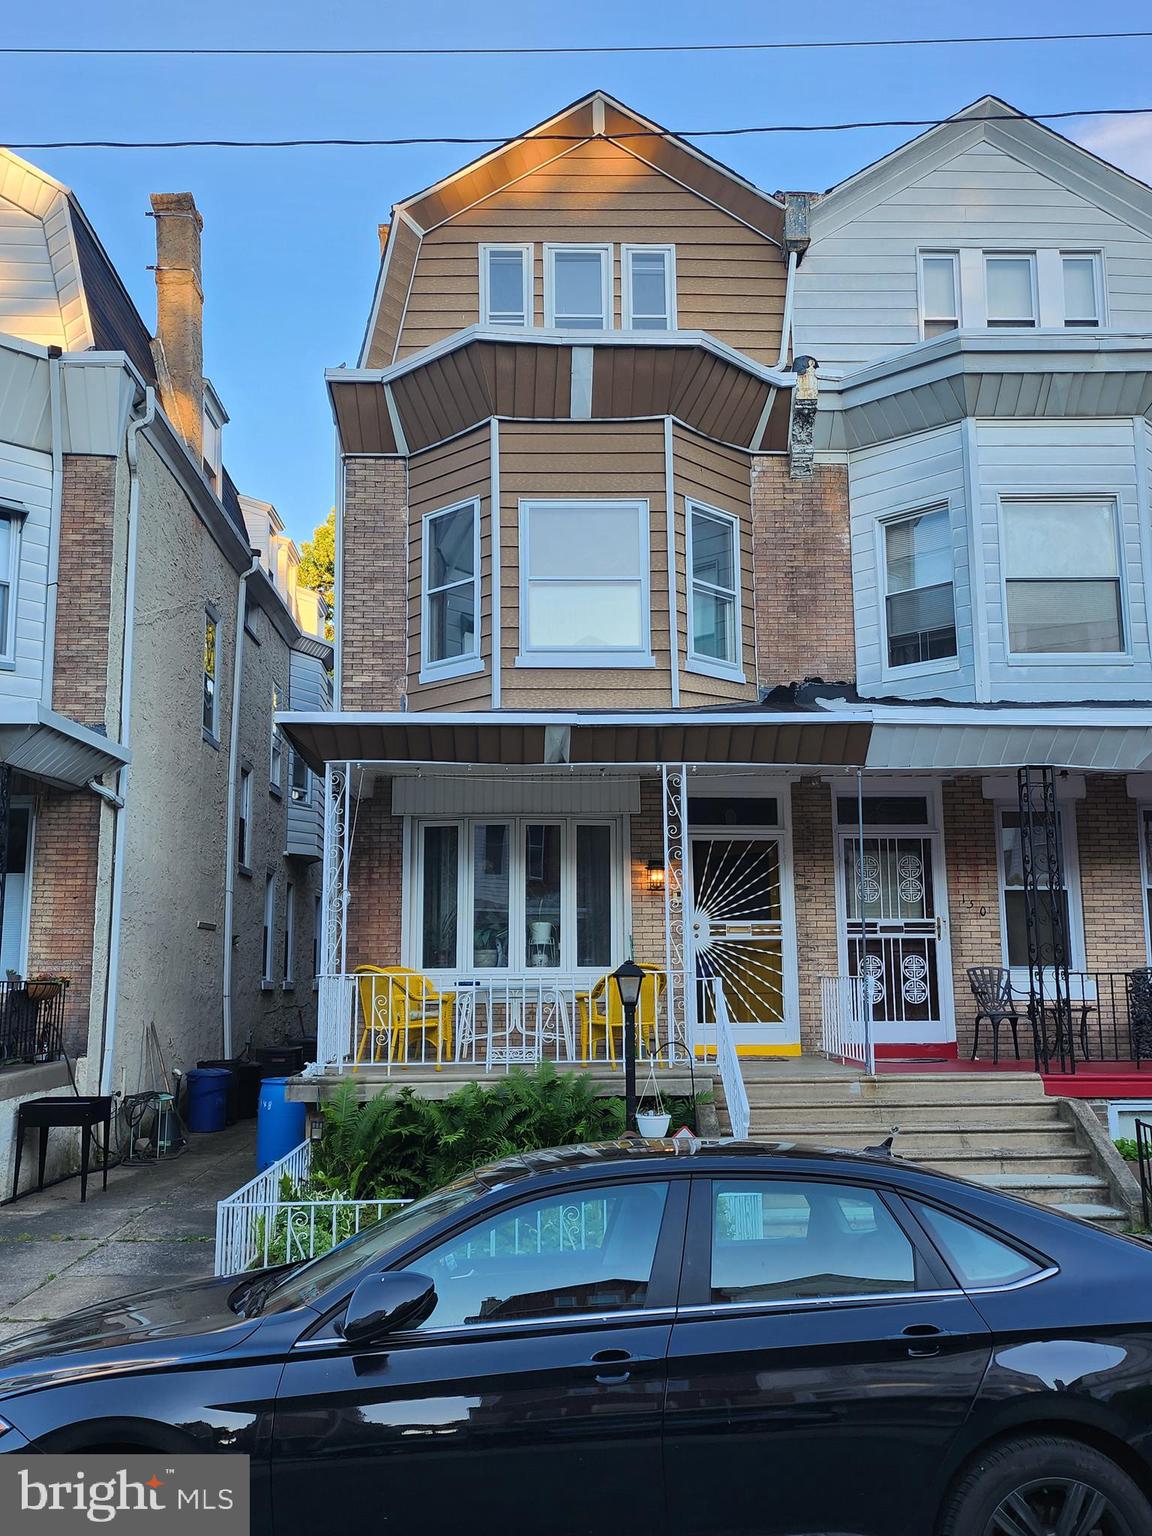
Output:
(5, 107), (1152, 150)
(3, 30), (1152, 57)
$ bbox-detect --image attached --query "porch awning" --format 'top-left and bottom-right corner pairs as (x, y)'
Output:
(0, 704), (129, 789)
(280, 710), (873, 774)
(863, 707), (1152, 773)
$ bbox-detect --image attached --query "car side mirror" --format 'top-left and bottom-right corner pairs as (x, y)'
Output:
(339, 1271), (437, 1346)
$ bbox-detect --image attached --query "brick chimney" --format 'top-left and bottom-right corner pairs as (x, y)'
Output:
(150, 192), (204, 458)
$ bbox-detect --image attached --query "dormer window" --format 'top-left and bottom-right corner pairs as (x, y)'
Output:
(623, 246), (675, 330)
(202, 382), (227, 494)
(480, 244), (532, 327)
(544, 245), (612, 330)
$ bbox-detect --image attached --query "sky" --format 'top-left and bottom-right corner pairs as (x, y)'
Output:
(5, 0), (1152, 545)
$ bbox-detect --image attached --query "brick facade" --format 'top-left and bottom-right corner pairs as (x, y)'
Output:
(942, 778), (1003, 1059)
(26, 790), (102, 1055)
(341, 458), (408, 711)
(790, 779), (841, 1050)
(345, 779), (404, 970)
(1076, 775), (1147, 974)
(750, 458), (855, 688)
(53, 454), (118, 729)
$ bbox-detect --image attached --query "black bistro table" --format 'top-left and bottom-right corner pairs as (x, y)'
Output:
(11, 1094), (113, 1202)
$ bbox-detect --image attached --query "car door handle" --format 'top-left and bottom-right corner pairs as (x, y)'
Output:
(589, 1347), (635, 1384)
(888, 1324), (949, 1358)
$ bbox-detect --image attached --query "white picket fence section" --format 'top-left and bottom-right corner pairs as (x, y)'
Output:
(820, 974), (875, 1074)
(213, 1139), (407, 1276)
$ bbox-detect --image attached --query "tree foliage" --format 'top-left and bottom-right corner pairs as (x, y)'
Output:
(299, 509), (336, 636)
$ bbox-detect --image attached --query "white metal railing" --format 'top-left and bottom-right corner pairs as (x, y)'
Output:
(213, 1138), (408, 1276)
(316, 968), (701, 1075)
(820, 974), (875, 1074)
(713, 981), (750, 1140)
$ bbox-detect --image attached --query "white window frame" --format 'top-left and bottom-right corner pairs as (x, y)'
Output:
(421, 497), (482, 683)
(998, 494), (1129, 665)
(262, 874), (276, 988)
(270, 680), (284, 791)
(407, 814), (627, 978)
(479, 243), (533, 327)
(517, 498), (653, 668)
(0, 797), (35, 976)
(685, 500), (743, 681)
(982, 251), (1038, 328)
(543, 243), (613, 330)
(994, 802), (1086, 983)
(289, 748), (312, 805)
(202, 605), (220, 739)
(621, 244), (676, 331)
(876, 502), (960, 679)
(917, 251), (961, 339)
(1060, 250), (1106, 328)
(283, 879), (295, 987)
(202, 393), (225, 494)
(238, 766), (252, 872)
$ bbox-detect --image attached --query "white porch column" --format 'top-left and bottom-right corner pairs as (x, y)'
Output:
(320, 761), (350, 977)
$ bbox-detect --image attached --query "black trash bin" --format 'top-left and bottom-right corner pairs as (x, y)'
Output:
(252, 1044), (305, 1076)
(232, 1058), (268, 1120)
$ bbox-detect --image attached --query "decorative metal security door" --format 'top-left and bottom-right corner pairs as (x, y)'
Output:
(841, 835), (947, 1034)
(690, 836), (786, 1028)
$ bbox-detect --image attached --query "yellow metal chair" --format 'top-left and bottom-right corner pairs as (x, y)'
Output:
(353, 965), (455, 1069)
(577, 965), (666, 1066)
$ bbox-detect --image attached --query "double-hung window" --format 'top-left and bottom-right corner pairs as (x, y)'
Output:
(998, 807), (1083, 972)
(688, 502), (740, 672)
(545, 245), (612, 329)
(1062, 252), (1102, 327)
(919, 253), (961, 337)
(416, 816), (619, 973)
(519, 499), (650, 666)
(479, 244), (532, 327)
(202, 608), (219, 737)
(262, 874), (275, 986)
(984, 254), (1037, 327)
(270, 681), (284, 790)
(1002, 497), (1125, 655)
(882, 506), (957, 669)
(422, 499), (480, 679)
(622, 245), (675, 330)
(237, 768), (252, 871)
(0, 511), (21, 667)
(283, 880), (295, 987)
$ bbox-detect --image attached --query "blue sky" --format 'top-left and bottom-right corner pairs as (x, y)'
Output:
(5, 0), (1152, 544)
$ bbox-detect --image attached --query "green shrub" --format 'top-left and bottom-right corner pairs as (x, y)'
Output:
(1115, 1137), (1139, 1162)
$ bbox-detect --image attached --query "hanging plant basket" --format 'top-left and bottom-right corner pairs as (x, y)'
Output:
(25, 979), (64, 1002)
(636, 1109), (671, 1138)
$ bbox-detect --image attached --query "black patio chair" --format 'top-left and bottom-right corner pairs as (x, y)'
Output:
(1126, 967), (1152, 1069)
(967, 966), (1023, 1064)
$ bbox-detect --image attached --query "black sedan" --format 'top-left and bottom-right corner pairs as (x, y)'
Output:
(3, 1139), (1152, 1536)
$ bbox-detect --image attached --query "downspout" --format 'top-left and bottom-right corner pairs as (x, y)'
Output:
(222, 554), (260, 1057)
(775, 250), (798, 371)
(97, 384), (156, 1095)
(41, 350), (65, 707)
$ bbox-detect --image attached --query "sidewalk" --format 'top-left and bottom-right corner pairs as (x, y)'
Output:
(0, 1122), (254, 1342)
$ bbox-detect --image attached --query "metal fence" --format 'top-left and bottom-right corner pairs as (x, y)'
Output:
(213, 1138), (407, 1276)
(1136, 1119), (1152, 1230)
(820, 974), (874, 1074)
(1015, 969), (1152, 1073)
(0, 980), (67, 1066)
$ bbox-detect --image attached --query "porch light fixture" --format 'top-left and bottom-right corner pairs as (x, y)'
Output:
(646, 859), (665, 890)
(612, 959), (645, 1131)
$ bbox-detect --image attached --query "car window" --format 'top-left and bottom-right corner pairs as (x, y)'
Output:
(912, 1202), (1043, 1288)
(399, 1181), (670, 1329)
(710, 1180), (918, 1304)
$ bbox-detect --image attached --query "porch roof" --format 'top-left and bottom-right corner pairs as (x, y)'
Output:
(279, 708), (873, 774)
(0, 703), (129, 789)
(857, 703), (1152, 773)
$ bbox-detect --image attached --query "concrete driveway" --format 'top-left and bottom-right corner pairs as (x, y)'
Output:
(0, 1122), (254, 1342)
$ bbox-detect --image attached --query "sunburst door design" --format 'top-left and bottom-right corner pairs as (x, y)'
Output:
(691, 837), (786, 1028)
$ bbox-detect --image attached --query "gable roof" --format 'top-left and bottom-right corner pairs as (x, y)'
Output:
(359, 90), (785, 367)
(812, 95), (1152, 242)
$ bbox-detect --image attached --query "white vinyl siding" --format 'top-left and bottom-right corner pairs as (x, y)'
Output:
(421, 498), (481, 682)
(0, 441), (51, 697)
(544, 245), (612, 330)
(794, 132), (1152, 372)
(622, 245), (675, 330)
(479, 244), (532, 327)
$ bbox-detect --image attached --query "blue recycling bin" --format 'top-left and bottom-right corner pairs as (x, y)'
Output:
(256, 1076), (308, 1171)
(185, 1068), (230, 1134)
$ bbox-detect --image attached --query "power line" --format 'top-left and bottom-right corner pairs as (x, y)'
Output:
(5, 106), (1151, 150)
(3, 30), (1152, 57)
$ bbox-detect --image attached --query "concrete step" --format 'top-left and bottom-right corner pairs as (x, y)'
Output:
(742, 1074), (1048, 1106)
(1054, 1202), (1128, 1227)
(746, 1102), (1065, 1129)
(971, 1172), (1112, 1209)
(751, 1124), (1079, 1154)
(909, 1151), (1094, 1178)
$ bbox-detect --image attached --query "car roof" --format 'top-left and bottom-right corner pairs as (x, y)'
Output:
(468, 1137), (911, 1190)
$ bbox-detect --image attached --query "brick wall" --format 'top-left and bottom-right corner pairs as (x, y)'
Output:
(345, 780), (404, 969)
(942, 778), (1003, 1059)
(790, 779), (840, 1050)
(750, 458), (855, 688)
(26, 790), (102, 1055)
(629, 777), (668, 966)
(1077, 775), (1147, 972)
(341, 458), (408, 710)
(53, 455), (118, 728)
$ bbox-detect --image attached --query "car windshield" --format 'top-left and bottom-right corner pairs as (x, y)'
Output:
(256, 1177), (485, 1314)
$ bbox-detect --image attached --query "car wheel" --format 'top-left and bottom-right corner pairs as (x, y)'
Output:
(940, 1435), (1152, 1536)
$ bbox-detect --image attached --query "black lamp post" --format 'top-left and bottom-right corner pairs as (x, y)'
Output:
(612, 959), (645, 1131)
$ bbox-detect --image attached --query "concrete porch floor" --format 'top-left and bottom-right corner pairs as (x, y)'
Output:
(0, 1122), (254, 1343)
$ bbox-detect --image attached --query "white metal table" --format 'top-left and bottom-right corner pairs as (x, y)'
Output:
(453, 976), (576, 1068)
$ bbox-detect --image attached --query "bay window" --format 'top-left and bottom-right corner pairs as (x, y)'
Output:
(415, 817), (620, 973)
(519, 499), (651, 665)
(882, 505), (957, 669)
(622, 245), (674, 330)
(688, 502), (740, 672)
(544, 245), (611, 329)
(480, 244), (532, 327)
(422, 499), (480, 678)
(1002, 497), (1124, 655)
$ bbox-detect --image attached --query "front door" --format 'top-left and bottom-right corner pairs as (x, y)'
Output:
(690, 835), (792, 1046)
(271, 1177), (686, 1536)
(664, 1174), (992, 1536)
(837, 830), (954, 1050)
